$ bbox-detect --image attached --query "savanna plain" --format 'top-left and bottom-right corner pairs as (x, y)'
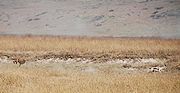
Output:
(0, 36), (180, 93)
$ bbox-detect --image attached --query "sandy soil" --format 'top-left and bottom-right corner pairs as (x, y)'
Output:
(0, 57), (168, 74)
(0, 0), (180, 38)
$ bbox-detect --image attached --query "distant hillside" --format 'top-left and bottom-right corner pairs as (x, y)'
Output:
(0, 0), (180, 38)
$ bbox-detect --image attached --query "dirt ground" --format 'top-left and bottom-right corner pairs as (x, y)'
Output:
(0, 57), (169, 74)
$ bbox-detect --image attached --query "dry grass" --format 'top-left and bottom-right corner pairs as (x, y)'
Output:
(0, 35), (180, 93)
(0, 36), (179, 60)
(0, 66), (180, 93)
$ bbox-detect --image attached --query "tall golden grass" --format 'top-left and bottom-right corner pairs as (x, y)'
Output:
(0, 36), (180, 93)
(0, 65), (180, 93)
(0, 36), (179, 59)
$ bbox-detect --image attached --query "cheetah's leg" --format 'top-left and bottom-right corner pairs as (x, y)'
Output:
(19, 63), (21, 67)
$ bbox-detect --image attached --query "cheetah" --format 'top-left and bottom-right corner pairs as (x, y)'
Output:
(13, 58), (26, 67)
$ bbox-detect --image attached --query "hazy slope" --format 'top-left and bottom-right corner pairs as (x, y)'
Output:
(0, 0), (180, 38)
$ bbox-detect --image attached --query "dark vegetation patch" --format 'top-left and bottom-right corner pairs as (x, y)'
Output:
(28, 18), (40, 22)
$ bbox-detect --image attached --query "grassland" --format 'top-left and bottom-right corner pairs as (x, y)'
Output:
(0, 35), (179, 59)
(0, 35), (180, 93)
(0, 65), (180, 93)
